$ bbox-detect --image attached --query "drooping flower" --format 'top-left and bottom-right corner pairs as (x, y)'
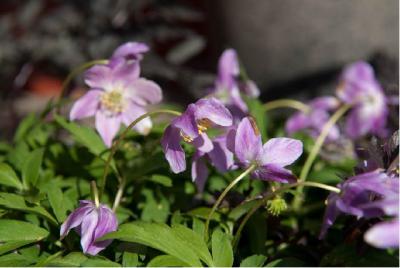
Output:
(336, 61), (388, 138)
(191, 133), (236, 192)
(286, 96), (340, 141)
(319, 170), (397, 239)
(229, 117), (303, 183)
(161, 97), (233, 174)
(210, 49), (260, 118)
(70, 48), (162, 147)
(60, 200), (118, 256)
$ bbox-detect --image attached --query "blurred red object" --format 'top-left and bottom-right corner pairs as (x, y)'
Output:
(27, 72), (63, 97)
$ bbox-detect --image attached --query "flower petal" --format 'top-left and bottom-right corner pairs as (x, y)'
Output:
(285, 112), (310, 135)
(192, 133), (213, 153)
(126, 78), (163, 105)
(364, 218), (399, 249)
(319, 193), (340, 239)
(110, 57), (140, 85)
(195, 98), (233, 127)
(84, 64), (112, 89)
(191, 151), (209, 193)
(60, 202), (94, 238)
(70, 90), (101, 120)
(208, 135), (235, 172)
(161, 126), (186, 173)
(217, 49), (239, 87)
(80, 209), (99, 255)
(112, 42), (149, 60)
(345, 108), (374, 139)
(310, 96), (339, 110)
(121, 103), (152, 135)
(235, 117), (263, 165)
(253, 164), (297, 183)
(172, 104), (199, 139)
(95, 111), (121, 147)
(259, 138), (303, 167)
(240, 80), (260, 98)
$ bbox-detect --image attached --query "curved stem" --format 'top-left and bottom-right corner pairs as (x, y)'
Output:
(112, 176), (126, 212)
(232, 181), (340, 248)
(264, 99), (310, 113)
(98, 109), (181, 201)
(292, 104), (351, 210)
(204, 164), (256, 240)
(55, 59), (108, 113)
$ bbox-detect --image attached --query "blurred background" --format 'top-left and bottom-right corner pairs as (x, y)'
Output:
(0, 0), (398, 139)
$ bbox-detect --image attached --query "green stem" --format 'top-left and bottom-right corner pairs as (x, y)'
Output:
(55, 59), (108, 113)
(204, 164), (256, 240)
(90, 180), (100, 208)
(264, 99), (310, 113)
(98, 109), (181, 201)
(292, 104), (351, 210)
(232, 181), (340, 248)
(112, 175), (126, 212)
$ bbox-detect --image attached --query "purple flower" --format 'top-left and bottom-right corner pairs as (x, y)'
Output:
(337, 61), (388, 138)
(319, 170), (397, 239)
(210, 49), (259, 118)
(286, 96), (340, 141)
(111, 42), (149, 62)
(229, 117), (303, 183)
(161, 98), (233, 174)
(60, 200), (118, 256)
(364, 217), (399, 249)
(191, 133), (236, 192)
(70, 53), (162, 147)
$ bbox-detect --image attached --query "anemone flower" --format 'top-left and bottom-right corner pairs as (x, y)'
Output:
(70, 56), (162, 147)
(337, 61), (388, 138)
(60, 200), (118, 256)
(161, 98), (233, 174)
(229, 117), (303, 183)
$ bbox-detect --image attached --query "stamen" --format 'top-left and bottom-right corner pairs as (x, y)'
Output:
(180, 131), (194, 143)
(100, 91), (124, 114)
(197, 118), (212, 134)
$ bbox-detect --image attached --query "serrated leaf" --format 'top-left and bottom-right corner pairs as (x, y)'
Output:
(100, 222), (202, 267)
(147, 255), (188, 267)
(0, 193), (57, 226)
(212, 229), (234, 267)
(240, 254), (267, 267)
(22, 148), (44, 187)
(0, 162), (23, 190)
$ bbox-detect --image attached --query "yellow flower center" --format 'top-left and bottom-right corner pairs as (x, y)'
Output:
(100, 90), (124, 114)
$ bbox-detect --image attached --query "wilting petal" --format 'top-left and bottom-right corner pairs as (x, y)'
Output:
(70, 90), (101, 120)
(172, 104), (199, 139)
(319, 193), (340, 239)
(285, 112), (310, 135)
(191, 151), (209, 193)
(364, 218), (399, 249)
(95, 111), (121, 147)
(84, 64), (112, 89)
(195, 98), (233, 127)
(259, 138), (303, 167)
(192, 133), (213, 153)
(218, 49), (239, 87)
(208, 136), (235, 172)
(112, 42), (149, 60)
(60, 203), (94, 238)
(126, 78), (162, 105)
(121, 103), (152, 135)
(235, 117), (263, 165)
(161, 126), (186, 173)
(80, 209), (99, 254)
(253, 164), (297, 183)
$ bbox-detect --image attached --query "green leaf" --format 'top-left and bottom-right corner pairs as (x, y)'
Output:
(46, 186), (68, 223)
(0, 193), (57, 225)
(212, 229), (234, 267)
(100, 222), (202, 267)
(240, 255), (267, 267)
(46, 252), (88, 266)
(14, 113), (38, 142)
(22, 148), (44, 187)
(0, 219), (49, 242)
(149, 174), (173, 187)
(147, 255), (188, 267)
(0, 240), (37, 255)
(0, 162), (23, 190)
(140, 189), (170, 223)
(122, 252), (139, 267)
(82, 257), (121, 267)
(54, 115), (116, 170)
(0, 252), (34, 266)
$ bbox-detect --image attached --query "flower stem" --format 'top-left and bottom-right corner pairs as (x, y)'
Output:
(55, 59), (108, 114)
(292, 104), (351, 210)
(112, 176), (126, 212)
(264, 99), (310, 113)
(90, 180), (100, 208)
(232, 181), (340, 248)
(204, 164), (256, 241)
(98, 109), (182, 201)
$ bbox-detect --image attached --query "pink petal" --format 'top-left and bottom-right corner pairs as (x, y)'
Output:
(364, 218), (399, 249)
(70, 90), (101, 120)
(235, 117), (263, 165)
(121, 103), (152, 135)
(191, 151), (209, 193)
(80, 209), (99, 254)
(126, 78), (163, 105)
(191, 133), (213, 153)
(259, 138), (303, 167)
(60, 204), (94, 238)
(161, 126), (186, 173)
(95, 111), (121, 147)
(195, 98), (233, 127)
(84, 65), (112, 89)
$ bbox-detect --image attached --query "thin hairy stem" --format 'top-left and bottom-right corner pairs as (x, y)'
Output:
(292, 104), (351, 210)
(264, 99), (310, 113)
(232, 181), (340, 248)
(98, 109), (181, 201)
(204, 164), (256, 241)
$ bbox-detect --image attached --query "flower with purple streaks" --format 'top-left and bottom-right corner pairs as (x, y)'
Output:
(229, 117), (303, 183)
(337, 61), (388, 138)
(60, 200), (118, 256)
(161, 98), (233, 174)
(286, 96), (340, 141)
(70, 43), (162, 147)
